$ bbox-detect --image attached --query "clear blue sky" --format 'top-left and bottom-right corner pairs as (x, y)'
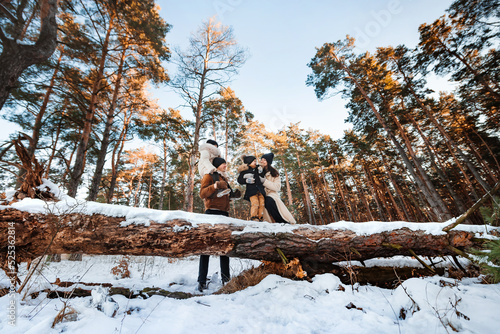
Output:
(154, 0), (455, 140)
(0, 0), (455, 142)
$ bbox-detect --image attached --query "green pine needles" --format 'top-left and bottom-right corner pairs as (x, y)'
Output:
(477, 239), (500, 283)
(474, 197), (500, 283)
(479, 196), (500, 227)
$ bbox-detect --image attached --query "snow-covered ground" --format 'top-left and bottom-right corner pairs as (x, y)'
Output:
(1, 254), (500, 334)
(2, 180), (500, 333)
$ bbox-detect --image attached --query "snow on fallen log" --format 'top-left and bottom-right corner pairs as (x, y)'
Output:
(1, 189), (498, 268)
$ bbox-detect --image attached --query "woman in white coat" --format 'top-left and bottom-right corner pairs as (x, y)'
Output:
(259, 153), (296, 224)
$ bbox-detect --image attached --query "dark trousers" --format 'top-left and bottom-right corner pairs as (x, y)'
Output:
(264, 196), (288, 223)
(198, 209), (230, 284)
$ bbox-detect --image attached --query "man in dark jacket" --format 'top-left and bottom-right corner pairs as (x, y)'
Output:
(197, 157), (240, 292)
(237, 155), (266, 221)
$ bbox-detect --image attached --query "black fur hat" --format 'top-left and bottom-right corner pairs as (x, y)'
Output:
(206, 139), (218, 147)
(212, 157), (226, 168)
(242, 155), (256, 165)
(261, 152), (274, 166)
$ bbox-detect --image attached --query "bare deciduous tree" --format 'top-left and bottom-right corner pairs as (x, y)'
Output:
(170, 17), (247, 212)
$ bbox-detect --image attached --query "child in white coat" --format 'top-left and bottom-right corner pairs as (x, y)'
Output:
(198, 140), (231, 197)
(198, 139), (221, 177)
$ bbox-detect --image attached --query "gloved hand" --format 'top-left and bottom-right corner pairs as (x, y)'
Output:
(230, 189), (242, 199)
(258, 166), (263, 174)
(215, 180), (228, 189)
(217, 189), (231, 197)
(259, 176), (266, 184)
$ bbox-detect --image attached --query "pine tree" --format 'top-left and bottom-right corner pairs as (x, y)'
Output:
(0, 0), (58, 109)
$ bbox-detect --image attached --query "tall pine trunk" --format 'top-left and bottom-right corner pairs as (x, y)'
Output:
(330, 162), (353, 221)
(309, 176), (325, 225)
(68, 19), (114, 197)
(465, 133), (498, 184)
(381, 156), (412, 221)
(353, 175), (374, 221)
(342, 62), (450, 220)
(405, 110), (467, 213)
(28, 46), (64, 158)
(397, 63), (491, 194)
(87, 46), (126, 201)
(385, 103), (452, 219)
(295, 152), (314, 224)
(159, 138), (168, 209)
(362, 163), (387, 221)
(319, 164), (340, 222)
(326, 50), (451, 220)
(44, 117), (62, 178)
(106, 108), (132, 203)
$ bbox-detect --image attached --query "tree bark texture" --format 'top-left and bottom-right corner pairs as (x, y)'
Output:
(0, 207), (487, 269)
(0, 0), (58, 110)
(68, 19), (114, 197)
(87, 47), (127, 201)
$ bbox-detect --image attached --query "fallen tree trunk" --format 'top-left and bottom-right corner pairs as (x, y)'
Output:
(0, 207), (490, 270)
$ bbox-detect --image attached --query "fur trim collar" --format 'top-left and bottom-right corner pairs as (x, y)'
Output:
(199, 142), (221, 157)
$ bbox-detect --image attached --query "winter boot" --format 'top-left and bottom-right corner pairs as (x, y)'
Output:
(197, 282), (207, 292)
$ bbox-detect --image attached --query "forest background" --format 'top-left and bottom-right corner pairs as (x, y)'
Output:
(0, 0), (498, 225)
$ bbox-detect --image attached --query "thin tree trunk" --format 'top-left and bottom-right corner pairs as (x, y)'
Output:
(225, 107), (229, 162)
(159, 138), (168, 210)
(133, 167), (146, 207)
(212, 114), (217, 141)
(148, 173), (153, 209)
(465, 132), (498, 184)
(332, 168), (352, 221)
(87, 47), (127, 201)
(19, 2), (39, 41)
(328, 154), (352, 221)
(68, 18), (114, 197)
(295, 152), (314, 224)
(106, 109), (132, 203)
(61, 140), (78, 185)
(44, 116), (62, 178)
(471, 126), (500, 174)
(281, 157), (294, 207)
(362, 163), (387, 221)
(309, 176), (325, 225)
(381, 157), (412, 221)
(319, 165), (340, 222)
(27, 45), (64, 158)
(352, 175), (374, 222)
(382, 177), (405, 221)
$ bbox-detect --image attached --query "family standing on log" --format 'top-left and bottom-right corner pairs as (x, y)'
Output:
(196, 139), (296, 291)
(198, 139), (296, 225)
